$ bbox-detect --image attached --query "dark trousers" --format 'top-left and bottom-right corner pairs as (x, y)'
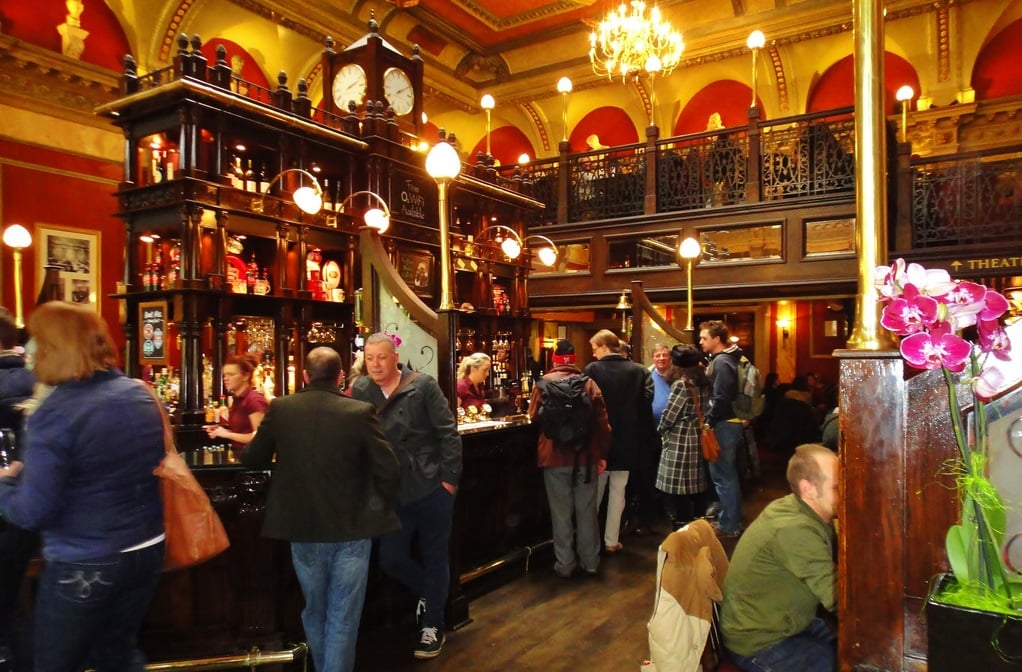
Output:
(0, 523), (39, 670)
(378, 487), (455, 631)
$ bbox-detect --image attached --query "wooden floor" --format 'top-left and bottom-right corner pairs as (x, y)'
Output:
(355, 450), (789, 671)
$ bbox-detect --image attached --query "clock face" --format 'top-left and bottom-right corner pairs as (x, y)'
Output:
(383, 67), (415, 116)
(332, 64), (367, 110)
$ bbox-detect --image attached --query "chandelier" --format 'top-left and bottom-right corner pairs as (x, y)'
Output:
(589, 1), (684, 82)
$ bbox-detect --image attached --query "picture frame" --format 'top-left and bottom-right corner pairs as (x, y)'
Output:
(139, 300), (169, 365)
(396, 248), (434, 299)
(36, 225), (100, 310)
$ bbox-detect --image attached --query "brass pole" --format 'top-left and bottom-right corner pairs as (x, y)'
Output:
(437, 178), (455, 311)
(751, 47), (758, 107)
(685, 258), (694, 333)
(142, 643), (308, 671)
(11, 249), (24, 328)
(846, 0), (896, 351)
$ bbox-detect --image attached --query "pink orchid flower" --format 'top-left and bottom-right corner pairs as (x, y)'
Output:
(899, 321), (972, 373)
(977, 318), (1012, 359)
(880, 283), (941, 336)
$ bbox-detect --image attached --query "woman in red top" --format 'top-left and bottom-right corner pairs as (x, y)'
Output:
(205, 353), (268, 452)
(455, 352), (490, 409)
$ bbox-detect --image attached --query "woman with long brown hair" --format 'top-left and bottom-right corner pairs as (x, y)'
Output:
(0, 301), (165, 672)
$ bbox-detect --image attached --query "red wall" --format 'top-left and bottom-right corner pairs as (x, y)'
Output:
(674, 80), (762, 135)
(0, 0), (130, 71)
(807, 53), (920, 114)
(469, 125), (536, 167)
(0, 139), (125, 346)
(972, 18), (1022, 100)
(568, 106), (639, 153)
(201, 38), (272, 91)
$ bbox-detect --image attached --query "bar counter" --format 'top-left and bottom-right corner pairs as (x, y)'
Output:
(136, 418), (550, 662)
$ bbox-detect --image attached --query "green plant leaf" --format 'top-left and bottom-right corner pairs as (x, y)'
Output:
(946, 522), (972, 584)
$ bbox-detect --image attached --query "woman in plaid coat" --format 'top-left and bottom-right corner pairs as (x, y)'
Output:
(656, 345), (710, 529)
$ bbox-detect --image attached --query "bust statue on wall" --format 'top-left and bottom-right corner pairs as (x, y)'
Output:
(58, 0), (89, 59)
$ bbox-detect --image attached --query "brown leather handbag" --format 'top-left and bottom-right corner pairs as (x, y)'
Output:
(687, 383), (720, 462)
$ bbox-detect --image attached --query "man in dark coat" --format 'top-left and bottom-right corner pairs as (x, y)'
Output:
(583, 329), (654, 553)
(242, 347), (400, 672)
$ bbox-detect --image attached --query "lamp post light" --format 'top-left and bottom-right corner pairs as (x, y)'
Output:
(480, 94), (495, 158)
(679, 236), (702, 334)
(896, 85), (915, 143)
(556, 77), (572, 143)
(747, 30), (765, 108)
(425, 139), (462, 311)
(2, 224), (32, 328)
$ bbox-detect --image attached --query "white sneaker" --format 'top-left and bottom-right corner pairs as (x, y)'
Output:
(413, 626), (445, 659)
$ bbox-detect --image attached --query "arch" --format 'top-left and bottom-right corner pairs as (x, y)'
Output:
(673, 80), (762, 136)
(806, 53), (920, 115)
(469, 126), (536, 167)
(568, 106), (639, 153)
(972, 18), (1022, 100)
(0, 0), (130, 71)
(200, 38), (271, 91)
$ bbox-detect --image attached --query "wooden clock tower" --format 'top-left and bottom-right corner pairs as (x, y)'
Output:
(321, 13), (424, 137)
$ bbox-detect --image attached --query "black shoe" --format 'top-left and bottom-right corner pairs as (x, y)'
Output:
(414, 627), (445, 659)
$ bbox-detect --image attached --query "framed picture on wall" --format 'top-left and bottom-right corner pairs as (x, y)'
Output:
(396, 248), (434, 299)
(36, 225), (100, 311)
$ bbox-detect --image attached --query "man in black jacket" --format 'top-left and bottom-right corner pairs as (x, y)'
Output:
(583, 329), (654, 553)
(242, 347), (400, 672)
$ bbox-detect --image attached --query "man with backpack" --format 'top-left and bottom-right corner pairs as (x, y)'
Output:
(529, 339), (611, 579)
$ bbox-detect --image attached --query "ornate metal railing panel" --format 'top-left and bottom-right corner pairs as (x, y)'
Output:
(568, 146), (646, 221)
(911, 150), (1022, 248)
(760, 112), (855, 199)
(657, 129), (749, 212)
(518, 159), (560, 223)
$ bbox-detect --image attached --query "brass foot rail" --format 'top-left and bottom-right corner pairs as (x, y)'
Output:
(140, 643), (308, 671)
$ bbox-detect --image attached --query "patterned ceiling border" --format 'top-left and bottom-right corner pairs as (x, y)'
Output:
(451, 1), (595, 31)
(519, 101), (550, 153)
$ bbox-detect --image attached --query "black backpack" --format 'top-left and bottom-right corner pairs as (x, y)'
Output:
(536, 374), (594, 452)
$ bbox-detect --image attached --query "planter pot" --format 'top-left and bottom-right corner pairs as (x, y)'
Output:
(926, 573), (1022, 671)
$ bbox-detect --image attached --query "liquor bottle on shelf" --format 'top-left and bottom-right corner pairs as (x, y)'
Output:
(229, 155), (244, 189)
(244, 159), (257, 192)
(164, 150), (176, 180)
(254, 268), (270, 295)
(246, 253), (258, 294)
(322, 178), (334, 211)
(258, 163), (268, 192)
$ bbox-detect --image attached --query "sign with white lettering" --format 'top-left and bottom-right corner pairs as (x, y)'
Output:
(139, 300), (168, 364)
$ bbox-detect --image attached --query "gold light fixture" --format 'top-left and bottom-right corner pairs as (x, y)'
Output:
(478, 225), (559, 267)
(678, 236), (701, 334)
(425, 139), (462, 311)
(589, 1), (684, 127)
(896, 84), (915, 143)
(2, 224), (32, 329)
(480, 94), (495, 157)
(556, 77), (572, 143)
(615, 289), (632, 334)
(747, 30), (765, 108)
(258, 168), (323, 215)
(338, 190), (391, 233)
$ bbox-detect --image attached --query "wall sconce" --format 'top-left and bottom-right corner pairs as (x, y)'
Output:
(425, 139), (462, 311)
(2, 224), (32, 329)
(337, 190), (391, 233)
(746, 30), (765, 108)
(615, 289), (632, 335)
(480, 94), (495, 157)
(557, 77), (572, 143)
(896, 84), (914, 143)
(478, 224), (559, 267)
(678, 236), (701, 333)
(257, 168), (323, 215)
(776, 316), (792, 347)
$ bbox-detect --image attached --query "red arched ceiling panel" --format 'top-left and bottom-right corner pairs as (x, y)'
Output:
(0, 0), (130, 71)
(469, 126), (536, 167)
(972, 18), (1022, 100)
(674, 80), (761, 136)
(568, 106), (639, 153)
(807, 53), (920, 114)
(201, 38), (272, 91)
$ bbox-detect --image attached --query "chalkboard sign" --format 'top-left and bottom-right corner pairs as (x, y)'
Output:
(139, 300), (168, 364)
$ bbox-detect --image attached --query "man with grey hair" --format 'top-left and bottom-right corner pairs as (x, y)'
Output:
(242, 346), (400, 672)
(351, 332), (462, 659)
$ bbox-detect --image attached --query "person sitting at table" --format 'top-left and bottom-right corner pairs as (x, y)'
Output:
(720, 444), (839, 672)
(455, 352), (490, 410)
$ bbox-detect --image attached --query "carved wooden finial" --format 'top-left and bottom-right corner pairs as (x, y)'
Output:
(177, 34), (189, 55)
(324, 36), (335, 53)
(369, 9), (379, 33)
(190, 34), (203, 52)
(296, 78), (309, 99)
(216, 44), (227, 65)
(123, 54), (137, 76)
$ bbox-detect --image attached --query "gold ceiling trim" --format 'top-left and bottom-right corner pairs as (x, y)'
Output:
(451, 1), (598, 32)
(158, 0), (198, 63)
(519, 101), (550, 153)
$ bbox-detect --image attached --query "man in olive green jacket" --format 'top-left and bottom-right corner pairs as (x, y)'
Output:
(720, 444), (839, 672)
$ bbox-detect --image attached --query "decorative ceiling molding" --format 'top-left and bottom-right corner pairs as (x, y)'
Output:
(766, 45), (788, 113)
(448, 1), (598, 31)
(519, 101), (550, 153)
(158, 0), (199, 63)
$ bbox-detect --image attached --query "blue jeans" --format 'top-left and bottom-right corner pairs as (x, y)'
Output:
(379, 486), (455, 630)
(34, 541), (164, 672)
(708, 421), (744, 533)
(290, 539), (372, 672)
(727, 617), (836, 672)
(543, 466), (600, 576)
